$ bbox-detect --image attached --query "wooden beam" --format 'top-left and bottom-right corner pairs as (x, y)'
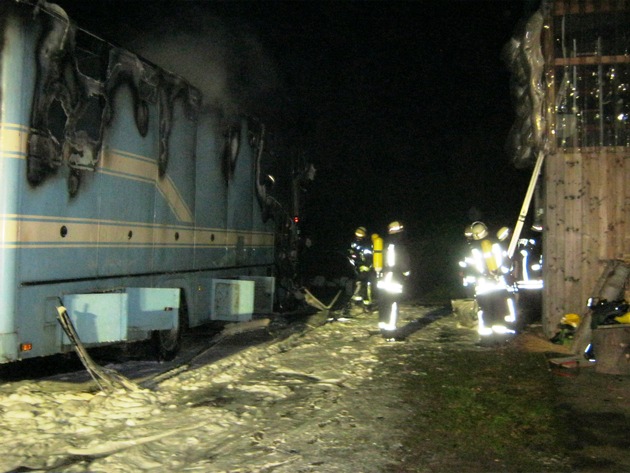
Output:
(554, 55), (630, 66)
(554, 0), (630, 16)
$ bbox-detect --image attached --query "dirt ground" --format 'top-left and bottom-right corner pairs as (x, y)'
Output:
(288, 301), (630, 473)
(195, 301), (630, 472)
(0, 301), (628, 472)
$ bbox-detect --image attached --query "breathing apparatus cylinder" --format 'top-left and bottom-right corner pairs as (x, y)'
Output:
(372, 233), (383, 275)
(481, 239), (498, 273)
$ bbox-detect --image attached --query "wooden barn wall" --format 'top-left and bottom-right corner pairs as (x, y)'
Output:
(540, 0), (630, 337)
(542, 149), (630, 335)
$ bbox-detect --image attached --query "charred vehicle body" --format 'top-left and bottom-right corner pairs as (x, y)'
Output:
(0, 1), (298, 363)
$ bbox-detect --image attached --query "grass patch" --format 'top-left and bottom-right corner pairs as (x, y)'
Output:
(378, 343), (573, 472)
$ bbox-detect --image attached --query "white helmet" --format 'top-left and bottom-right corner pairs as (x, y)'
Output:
(467, 221), (488, 240)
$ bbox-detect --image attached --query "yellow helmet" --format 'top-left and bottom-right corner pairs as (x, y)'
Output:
(464, 226), (474, 240)
(467, 221), (488, 240)
(560, 313), (581, 328)
(355, 226), (367, 238)
(388, 221), (404, 234)
(497, 226), (510, 241)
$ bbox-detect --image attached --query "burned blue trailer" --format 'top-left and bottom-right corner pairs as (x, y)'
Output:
(0, 0), (286, 363)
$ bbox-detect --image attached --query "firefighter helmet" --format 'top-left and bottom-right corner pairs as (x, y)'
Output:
(468, 221), (488, 240)
(561, 313), (581, 328)
(355, 226), (367, 238)
(388, 221), (404, 234)
(464, 226), (474, 240)
(497, 226), (510, 241)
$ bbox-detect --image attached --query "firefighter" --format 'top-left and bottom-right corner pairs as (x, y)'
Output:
(347, 226), (374, 310)
(514, 236), (543, 291)
(459, 225), (481, 298)
(377, 221), (410, 338)
(513, 235), (543, 326)
(461, 221), (517, 342)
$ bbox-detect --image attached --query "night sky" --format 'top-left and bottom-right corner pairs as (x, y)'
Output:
(56, 0), (535, 260)
(233, 1), (534, 245)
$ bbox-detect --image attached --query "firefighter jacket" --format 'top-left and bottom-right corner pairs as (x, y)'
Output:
(513, 237), (543, 291)
(378, 234), (410, 294)
(348, 238), (373, 273)
(466, 237), (510, 278)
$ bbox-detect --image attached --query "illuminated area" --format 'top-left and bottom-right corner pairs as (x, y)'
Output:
(378, 302), (398, 331)
(376, 272), (403, 294)
(476, 295), (517, 336)
(475, 276), (512, 296)
(505, 297), (517, 323)
(515, 239), (544, 290)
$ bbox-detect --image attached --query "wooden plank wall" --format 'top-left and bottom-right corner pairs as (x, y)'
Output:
(541, 0), (630, 336)
(543, 149), (630, 336)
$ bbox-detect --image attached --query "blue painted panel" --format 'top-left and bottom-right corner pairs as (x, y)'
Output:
(17, 166), (98, 223)
(104, 85), (160, 161)
(190, 246), (230, 271)
(1, 9), (41, 360)
(99, 85), (158, 224)
(95, 162), (157, 224)
(61, 293), (127, 344)
(13, 162), (100, 286)
(0, 333), (19, 363)
(96, 246), (152, 278)
(125, 287), (179, 331)
(227, 119), (254, 232)
(1, 11), (37, 124)
(162, 100), (196, 222)
(210, 279), (254, 322)
(97, 85), (158, 276)
(0, 161), (22, 342)
(239, 276), (275, 314)
(19, 247), (99, 282)
(14, 287), (62, 359)
(249, 246), (275, 266)
(194, 114), (226, 230)
(153, 99), (196, 272)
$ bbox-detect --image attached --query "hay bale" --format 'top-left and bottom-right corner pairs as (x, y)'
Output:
(510, 332), (573, 354)
(451, 298), (478, 328)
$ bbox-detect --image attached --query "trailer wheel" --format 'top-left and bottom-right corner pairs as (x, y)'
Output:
(153, 291), (188, 361)
(154, 325), (180, 362)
